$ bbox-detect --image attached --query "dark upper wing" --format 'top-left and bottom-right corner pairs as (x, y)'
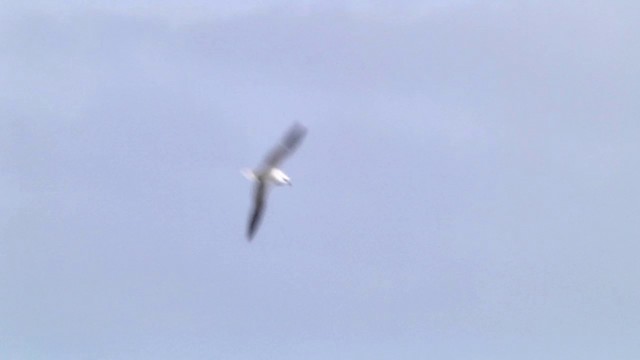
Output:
(247, 180), (267, 240)
(262, 122), (307, 167)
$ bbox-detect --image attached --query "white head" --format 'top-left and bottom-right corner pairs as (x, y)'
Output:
(271, 168), (292, 186)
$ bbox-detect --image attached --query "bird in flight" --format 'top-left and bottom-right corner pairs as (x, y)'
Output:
(242, 122), (307, 241)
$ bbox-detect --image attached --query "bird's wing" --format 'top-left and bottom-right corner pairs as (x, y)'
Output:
(247, 180), (268, 240)
(262, 122), (307, 167)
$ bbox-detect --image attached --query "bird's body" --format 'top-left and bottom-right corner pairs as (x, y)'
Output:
(243, 123), (307, 240)
(246, 168), (291, 186)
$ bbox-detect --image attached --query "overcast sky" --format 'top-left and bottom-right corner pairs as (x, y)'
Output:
(2, 1), (640, 359)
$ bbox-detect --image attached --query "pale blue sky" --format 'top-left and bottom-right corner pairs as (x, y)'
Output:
(2, 1), (640, 359)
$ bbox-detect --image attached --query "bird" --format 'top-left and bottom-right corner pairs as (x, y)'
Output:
(242, 122), (307, 240)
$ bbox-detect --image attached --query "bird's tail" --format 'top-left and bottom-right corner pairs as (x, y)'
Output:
(241, 168), (258, 182)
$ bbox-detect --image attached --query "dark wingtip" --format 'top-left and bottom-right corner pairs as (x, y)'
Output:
(293, 121), (307, 134)
(282, 122), (307, 150)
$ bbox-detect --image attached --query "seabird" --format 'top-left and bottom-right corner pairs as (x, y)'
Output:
(242, 122), (307, 240)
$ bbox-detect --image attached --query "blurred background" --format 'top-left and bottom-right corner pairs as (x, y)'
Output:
(1, 1), (639, 359)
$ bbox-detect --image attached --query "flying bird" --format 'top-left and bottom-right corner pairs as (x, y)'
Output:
(242, 123), (307, 240)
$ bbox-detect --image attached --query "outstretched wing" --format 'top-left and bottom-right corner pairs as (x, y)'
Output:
(247, 181), (267, 240)
(262, 122), (307, 167)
